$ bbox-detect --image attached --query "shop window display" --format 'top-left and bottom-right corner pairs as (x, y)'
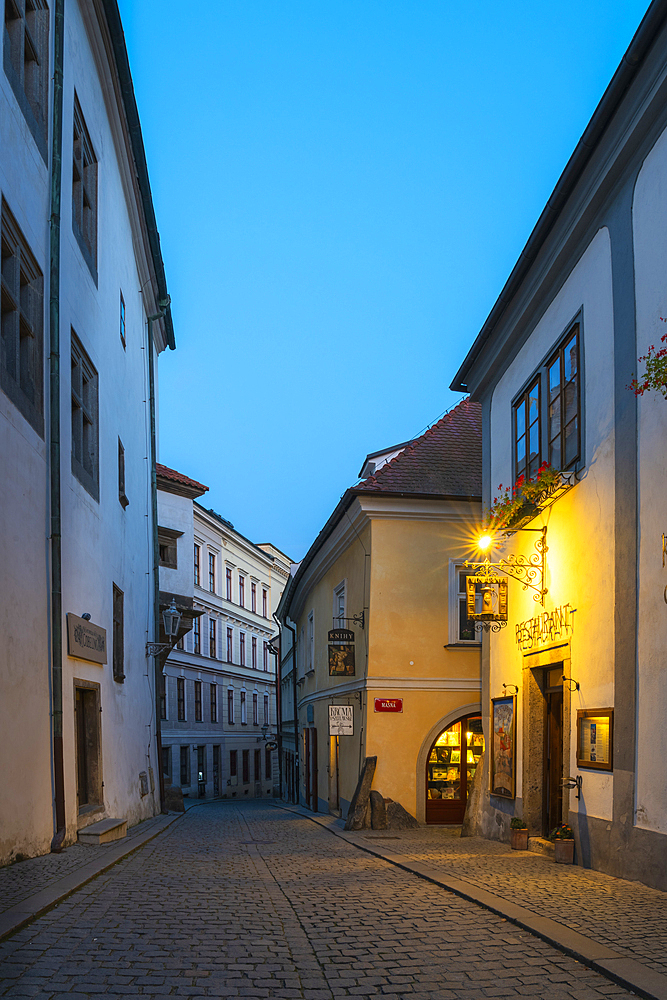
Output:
(426, 715), (484, 823)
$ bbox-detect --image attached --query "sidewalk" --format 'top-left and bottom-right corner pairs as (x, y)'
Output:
(0, 808), (188, 941)
(275, 803), (667, 1000)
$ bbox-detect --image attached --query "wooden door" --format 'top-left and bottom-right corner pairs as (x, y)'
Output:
(544, 688), (563, 836)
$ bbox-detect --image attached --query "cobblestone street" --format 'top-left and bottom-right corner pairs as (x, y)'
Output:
(0, 801), (642, 1000)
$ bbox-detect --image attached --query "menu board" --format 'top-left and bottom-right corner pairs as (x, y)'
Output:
(577, 709), (613, 771)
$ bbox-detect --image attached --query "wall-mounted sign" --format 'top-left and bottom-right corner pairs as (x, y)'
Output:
(374, 698), (403, 713)
(328, 628), (354, 643)
(576, 708), (613, 771)
(466, 574), (508, 624)
(66, 613), (107, 664)
(329, 705), (353, 735)
(328, 644), (355, 676)
(490, 695), (516, 799)
(515, 603), (574, 651)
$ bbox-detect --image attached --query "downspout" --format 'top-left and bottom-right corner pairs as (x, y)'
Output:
(285, 619), (298, 803)
(147, 308), (168, 813)
(49, 0), (65, 854)
(272, 614), (282, 797)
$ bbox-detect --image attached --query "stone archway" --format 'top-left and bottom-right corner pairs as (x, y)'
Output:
(415, 701), (482, 823)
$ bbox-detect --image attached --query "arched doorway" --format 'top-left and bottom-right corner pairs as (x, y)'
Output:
(426, 713), (484, 824)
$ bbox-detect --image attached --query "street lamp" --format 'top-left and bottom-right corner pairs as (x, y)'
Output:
(146, 600), (182, 657)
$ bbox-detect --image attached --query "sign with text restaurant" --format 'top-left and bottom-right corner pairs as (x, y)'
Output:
(329, 705), (354, 736)
(374, 698), (403, 713)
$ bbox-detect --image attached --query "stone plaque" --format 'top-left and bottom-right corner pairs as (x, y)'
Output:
(67, 613), (107, 664)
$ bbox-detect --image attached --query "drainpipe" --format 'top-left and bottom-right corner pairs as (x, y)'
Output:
(284, 619), (298, 803)
(49, 0), (65, 854)
(272, 614), (282, 797)
(147, 307), (169, 813)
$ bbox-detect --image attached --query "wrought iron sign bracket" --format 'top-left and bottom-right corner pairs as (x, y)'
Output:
(145, 640), (177, 658)
(466, 525), (548, 608)
(333, 612), (365, 630)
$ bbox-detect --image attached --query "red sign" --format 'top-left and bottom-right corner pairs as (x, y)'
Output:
(374, 698), (403, 713)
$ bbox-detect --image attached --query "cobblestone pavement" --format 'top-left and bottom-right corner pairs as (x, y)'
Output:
(0, 801), (636, 999)
(0, 814), (174, 917)
(338, 824), (667, 976)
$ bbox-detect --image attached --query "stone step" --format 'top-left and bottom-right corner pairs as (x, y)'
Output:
(78, 818), (127, 846)
(528, 835), (555, 858)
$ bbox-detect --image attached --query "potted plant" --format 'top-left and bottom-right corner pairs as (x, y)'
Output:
(549, 823), (575, 864)
(510, 816), (528, 850)
(487, 464), (562, 532)
(628, 329), (667, 398)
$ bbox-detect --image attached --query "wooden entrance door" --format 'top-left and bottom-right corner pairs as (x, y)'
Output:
(304, 728), (318, 811)
(426, 715), (484, 824)
(544, 682), (563, 836)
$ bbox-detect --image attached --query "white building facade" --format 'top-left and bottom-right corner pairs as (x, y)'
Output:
(0, 0), (175, 861)
(157, 466), (290, 801)
(451, 0), (667, 889)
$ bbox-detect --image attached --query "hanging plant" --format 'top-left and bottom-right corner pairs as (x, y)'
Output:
(628, 324), (667, 399)
(487, 463), (561, 531)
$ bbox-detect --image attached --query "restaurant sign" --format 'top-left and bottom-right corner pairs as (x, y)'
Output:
(67, 613), (107, 664)
(515, 604), (574, 652)
(329, 705), (354, 736)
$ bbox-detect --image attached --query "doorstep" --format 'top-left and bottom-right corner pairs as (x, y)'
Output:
(77, 818), (127, 845)
(528, 835), (554, 858)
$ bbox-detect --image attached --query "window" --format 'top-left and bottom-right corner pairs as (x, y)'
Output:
(262, 588), (268, 617)
(194, 680), (202, 721)
(548, 326), (580, 470)
(180, 746), (189, 786)
(263, 641), (269, 671)
(1, 199), (44, 435)
(161, 745), (171, 783)
(227, 687), (234, 724)
(240, 690), (247, 724)
(242, 749), (249, 784)
(513, 322), (582, 481)
(265, 748), (272, 781)
(226, 627), (233, 663)
(307, 611), (314, 673)
(226, 567), (232, 600)
(119, 291), (126, 349)
(158, 527), (178, 568)
(209, 552), (216, 593)
(264, 694), (269, 725)
(112, 584), (124, 682)
(197, 745), (206, 784)
(449, 563), (482, 644)
(209, 618), (216, 658)
(229, 749), (237, 777)
(177, 634), (184, 650)
(193, 616), (200, 654)
(239, 575), (245, 607)
(3, 0), (49, 159)
(159, 674), (167, 720)
(253, 692), (258, 725)
(194, 544), (200, 586)
(254, 748), (261, 781)
(72, 94), (97, 278)
(252, 636), (257, 669)
(514, 377), (541, 481)
(239, 632), (246, 666)
(118, 439), (129, 509)
(210, 683), (217, 723)
(251, 582), (256, 613)
(71, 332), (99, 499)
(333, 581), (346, 626)
(177, 677), (185, 720)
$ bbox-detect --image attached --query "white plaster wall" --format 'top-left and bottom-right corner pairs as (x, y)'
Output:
(632, 122), (667, 834)
(158, 491), (196, 598)
(0, 18), (56, 861)
(489, 228), (615, 821)
(57, 0), (161, 836)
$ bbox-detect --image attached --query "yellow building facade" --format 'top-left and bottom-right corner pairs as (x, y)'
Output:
(278, 400), (484, 823)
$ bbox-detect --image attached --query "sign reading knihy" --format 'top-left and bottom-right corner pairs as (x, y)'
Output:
(329, 705), (354, 736)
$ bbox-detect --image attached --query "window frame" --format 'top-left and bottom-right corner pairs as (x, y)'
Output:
(112, 584), (124, 682)
(226, 566), (232, 601)
(448, 561), (482, 646)
(511, 317), (584, 482)
(547, 325), (581, 472)
(210, 683), (217, 723)
(208, 552), (216, 593)
(242, 748), (249, 784)
(239, 574), (245, 607)
(209, 617), (216, 659)
(70, 331), (99, 500)
(262, 588), (268, 618)
(253, 692), (258, 726)
(240, 690), (247, 725)
(194, 680), (202, 722)
(72, 93), (98, 281)
(0, 198), (44, 435)
(227, 687), (234, 724)
(194, 544), (201, 587)
(251, 582), (257, 613)
(3, 0), (50, 160)
(177, 677), (185, 720)
(513, 377), (541, 483)
(179, 745), (189, 786)
(252, 635), (257, 669)
(264, 693), (269, 725)
(226, 626), (233, 663)
(193, 616), (200, 654)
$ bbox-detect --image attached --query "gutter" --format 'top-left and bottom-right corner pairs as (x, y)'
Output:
(100, 0), (175, 350)
(49, 0), (65, 854)
(450, 0), (667, 393)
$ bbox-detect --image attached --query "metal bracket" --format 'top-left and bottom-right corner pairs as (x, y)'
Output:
(466, 525), (548, 607)
(145, 641), (175, 658)
(562, 775), (582, 800)
(334, 612), (365, 629)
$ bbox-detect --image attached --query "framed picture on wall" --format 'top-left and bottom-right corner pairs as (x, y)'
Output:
(490, 695), (516, 799)
(576, 708), (613, 771)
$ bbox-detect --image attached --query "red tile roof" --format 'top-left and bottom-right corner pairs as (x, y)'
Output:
(156, 463), (208, 494)
(355, 397), (481, 498)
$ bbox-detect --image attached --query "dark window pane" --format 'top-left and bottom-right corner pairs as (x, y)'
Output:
(459, 600), (475, 641)
(528, 384), (539, 424)
(549, 434), (561, 471)
(515, 400), (525, 439)
(564, 335), (577, 381)
(529, 420), (539, 466)
(564, 379), (577, 425)
(458, 572), (468, 595)
(549, 358), (561, 399)
(564, 417), (578, 466)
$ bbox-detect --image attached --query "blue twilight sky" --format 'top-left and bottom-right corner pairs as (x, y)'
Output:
(118, 1), (648, 561)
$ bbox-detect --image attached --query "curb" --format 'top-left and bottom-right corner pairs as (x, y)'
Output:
(0, 810), (186, 943)
(272, 801), (667, 1000)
